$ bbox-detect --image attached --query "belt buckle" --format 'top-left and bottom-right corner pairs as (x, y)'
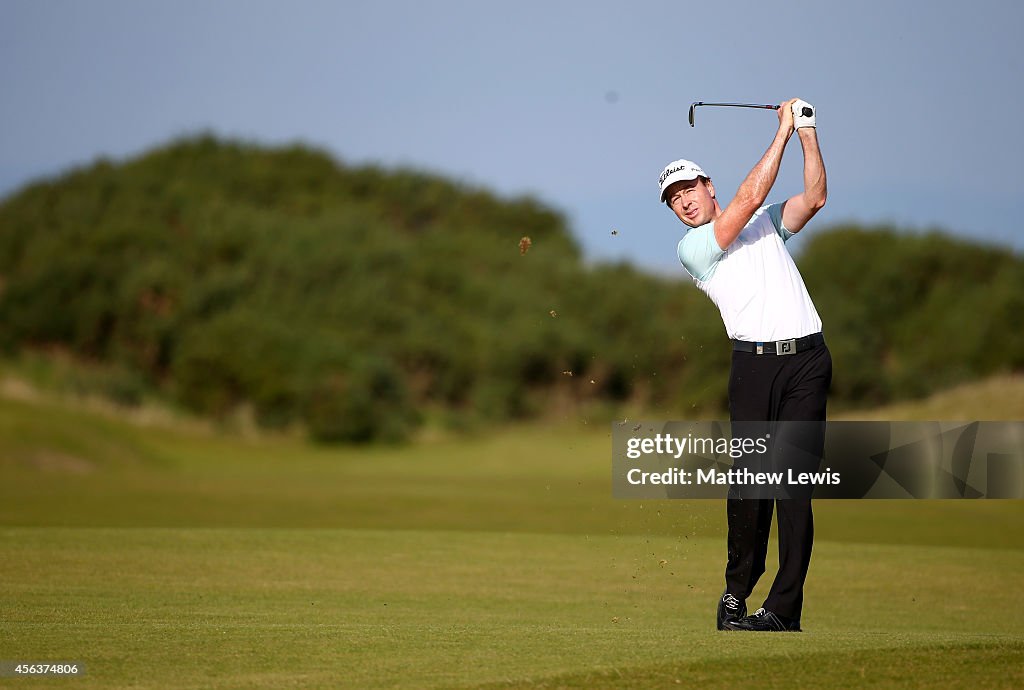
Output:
(776, 338), (796, 356)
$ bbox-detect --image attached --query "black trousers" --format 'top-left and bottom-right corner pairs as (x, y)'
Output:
(725, 341), (832, 620)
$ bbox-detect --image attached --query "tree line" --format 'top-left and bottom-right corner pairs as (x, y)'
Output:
(1, 136), (1020, 441)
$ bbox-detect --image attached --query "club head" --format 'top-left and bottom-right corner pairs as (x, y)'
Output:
(688, 103), (696, 127)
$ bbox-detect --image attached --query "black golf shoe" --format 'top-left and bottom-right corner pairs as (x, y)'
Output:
(716, 592), (747, 630)
(730, 607), (801, 632)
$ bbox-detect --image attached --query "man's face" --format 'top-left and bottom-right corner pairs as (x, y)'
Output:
(665, 177), (717, 228)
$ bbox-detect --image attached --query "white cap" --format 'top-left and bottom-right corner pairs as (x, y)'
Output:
(658, 159), (708, 202)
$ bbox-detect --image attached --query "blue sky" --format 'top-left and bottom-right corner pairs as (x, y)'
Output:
(2, 0), (1022, 274)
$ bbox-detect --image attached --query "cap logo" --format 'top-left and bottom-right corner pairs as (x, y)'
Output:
(659, 163), (697, 186)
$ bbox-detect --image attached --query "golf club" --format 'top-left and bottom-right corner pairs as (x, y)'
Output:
(688, 101), (814, 127)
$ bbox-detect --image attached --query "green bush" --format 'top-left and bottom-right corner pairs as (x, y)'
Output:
(2, 136), (1022, 441)
(303, 356), (419, 443)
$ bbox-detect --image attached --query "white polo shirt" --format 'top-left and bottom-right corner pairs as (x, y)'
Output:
(677, 203), (821, 342)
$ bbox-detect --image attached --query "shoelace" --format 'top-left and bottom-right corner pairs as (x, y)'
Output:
(749, 608), (787, 629)
(723, 594), (741, 610)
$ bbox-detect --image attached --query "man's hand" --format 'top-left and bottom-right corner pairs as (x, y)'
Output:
(792, 99), (816, 128)
(777, 98), (797, 136)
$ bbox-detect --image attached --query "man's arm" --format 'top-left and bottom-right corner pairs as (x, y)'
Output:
(713, 99), (797, 250)
(780, 124), (827, 234)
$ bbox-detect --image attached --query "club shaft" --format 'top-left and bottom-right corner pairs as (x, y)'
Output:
(694, 102), (779, 110)
(688, 101), (783, 127)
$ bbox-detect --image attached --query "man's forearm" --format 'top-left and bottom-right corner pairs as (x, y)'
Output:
(711, 101), (797, 250)
(732, 128), (792, 213)
(798, 128), (826, 209)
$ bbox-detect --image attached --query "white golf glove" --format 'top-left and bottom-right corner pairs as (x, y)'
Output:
(792, 99), (816, 128)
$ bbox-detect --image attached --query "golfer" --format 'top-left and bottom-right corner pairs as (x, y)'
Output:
(658, 98), (830, 632)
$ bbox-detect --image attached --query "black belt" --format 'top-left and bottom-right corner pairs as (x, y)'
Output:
(733, 332), (825, 355)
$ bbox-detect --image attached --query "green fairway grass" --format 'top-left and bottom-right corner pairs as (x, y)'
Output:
(3, 529), (1022, 689)
(2, 383), (1024, 688)
(6, 524), (1024, 683)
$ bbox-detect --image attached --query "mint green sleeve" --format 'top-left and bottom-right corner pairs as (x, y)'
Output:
(677, 224), (725, 281)
(766, 202), (794, 242)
